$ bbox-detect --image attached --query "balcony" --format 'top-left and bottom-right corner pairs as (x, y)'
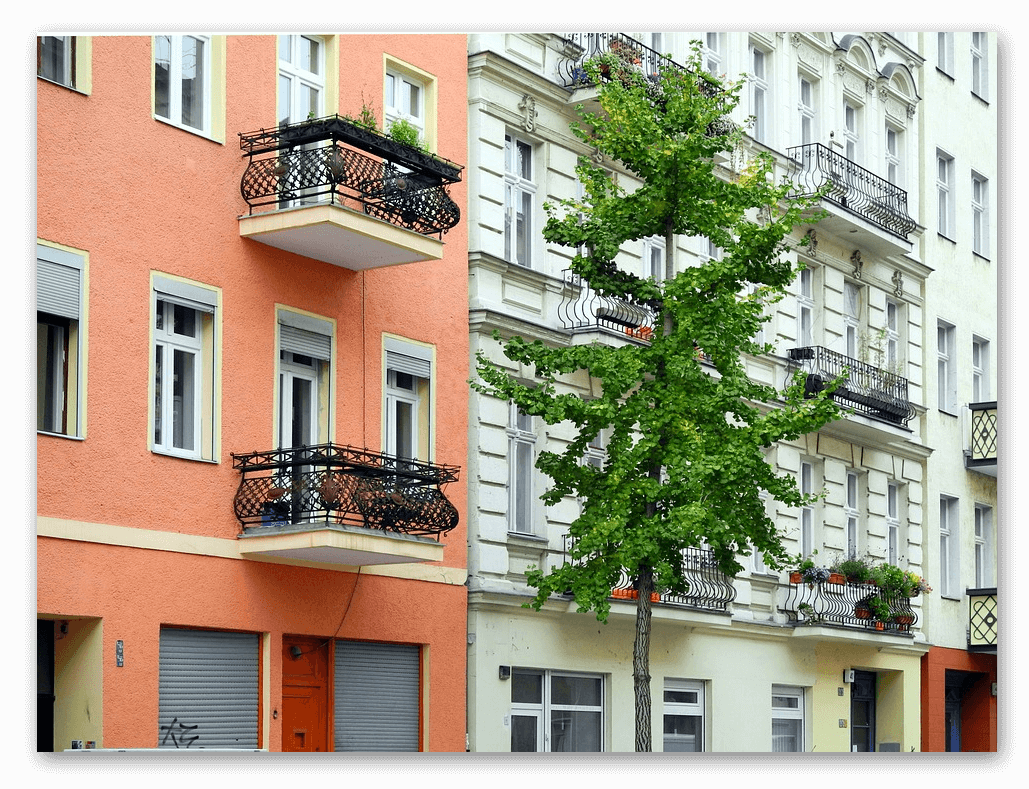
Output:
(564, 537), (736, 613)
(238, 115), (462, 270)
(558, 269), (656, 341)
(786, 143), (917, 253)
(556, 33), (684, 89)
(965, 401), (997, 476)
(782, 576), (917, 636)
(787, 346), (915, 426)
(967, 587), (997, 653)
(231, 443), (459, 567)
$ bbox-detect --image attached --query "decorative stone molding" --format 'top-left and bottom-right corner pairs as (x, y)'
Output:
(892, 269), (904, 297)
(519, 94), (537, 133)
(850, 249), (863, 279)
(805, 229), (818, 257)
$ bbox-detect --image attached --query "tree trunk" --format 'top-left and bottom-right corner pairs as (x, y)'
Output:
(633, 563), (654, 751)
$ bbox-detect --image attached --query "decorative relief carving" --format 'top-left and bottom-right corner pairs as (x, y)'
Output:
(518, 94), (537, 133)
(892, 269), (904, 297)
(850, 250), (863, 279)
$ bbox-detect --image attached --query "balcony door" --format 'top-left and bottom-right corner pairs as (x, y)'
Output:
(277, 34), (325, 207)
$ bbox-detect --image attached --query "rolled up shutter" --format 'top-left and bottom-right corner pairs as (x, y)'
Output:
(334, 640), (420, 752)
(385, 337), (432, 379)
(37, 244), (83, 320)
(279, 310), (332, 361)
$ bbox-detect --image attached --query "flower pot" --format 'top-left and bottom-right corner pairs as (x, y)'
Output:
(854, 607), (871, 620)
(874, 621), (885, 631)
(789, 572), (802, 584)
(895, 614), (914, 626)
(611, 588), (633, 599)
(828, 573), (846, 585)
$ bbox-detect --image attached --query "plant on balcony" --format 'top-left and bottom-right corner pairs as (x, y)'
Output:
(867, 595), (891, 624)
(832, 555), (873, 585)
(473, 43), (839, 752)
(387, 118), (425, 152)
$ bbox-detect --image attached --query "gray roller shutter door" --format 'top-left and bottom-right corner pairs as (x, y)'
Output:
(334, 641), (420, 751)
(158, 628), (259, 749)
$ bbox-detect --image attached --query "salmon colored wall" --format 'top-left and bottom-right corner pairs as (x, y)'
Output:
(36, 33), (467, 567)
(919, 646), (997, 752)
(38, 33), (468, 752)
(38, 536), (468, 751)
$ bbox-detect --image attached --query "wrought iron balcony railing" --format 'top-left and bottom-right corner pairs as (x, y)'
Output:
(786, 143), (917, 239)
(231, 443), (460, 538)
(239, 115), (462, 238)
(968, 401), (997, 466)
(967, 587), (997, 652)
(558, 269), (656, 339)
(557, 33), (683, 88)
(564, 537), (736, 612)
(782, 576), (917, 634)
(787, 346), (915, 426)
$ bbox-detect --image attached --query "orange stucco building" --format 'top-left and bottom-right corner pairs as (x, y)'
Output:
(37, 33), (468, 752)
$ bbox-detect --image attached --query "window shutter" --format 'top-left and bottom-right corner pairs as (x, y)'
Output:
(153, 274), (218, 313)
(157, 628), (259, 749)
(334, 641), (420, 751)
(37, 244), (82, 320)
(279, 311), (332, 361)
(385, 337), (432, 379)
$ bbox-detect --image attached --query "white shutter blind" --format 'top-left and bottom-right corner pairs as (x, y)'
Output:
(279, 311), (332, 360)
(37, 244), (82, 320)
(334, 640), (420, 752)
(153, 274), (218, 313)
(385, 337), (432, 379)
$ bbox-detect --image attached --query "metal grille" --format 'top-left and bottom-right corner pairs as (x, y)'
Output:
(558, 269), (656, 338)
(969, 403), (997, 462)
(967, 587), (998, 650)
(781, 577), (917, 634)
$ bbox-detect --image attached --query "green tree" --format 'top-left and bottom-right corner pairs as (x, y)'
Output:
(472, 44), (840, 752)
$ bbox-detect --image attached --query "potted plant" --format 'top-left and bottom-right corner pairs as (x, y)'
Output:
(854, 596), (873, 620)
(797, 602), (819, 623)
(867, 595), (891, 626)
(834, 556), (872, 585)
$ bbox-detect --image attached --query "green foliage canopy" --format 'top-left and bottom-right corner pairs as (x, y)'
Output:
(473, 45), (840, 622)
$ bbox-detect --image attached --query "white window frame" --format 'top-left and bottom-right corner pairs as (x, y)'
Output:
(504, 133), (536, 268)
(938, 320), (957, 413)
(797, 267), (814, 347)
(750, 44), (770, 144)
(885, 298), (901, 373)
(384, 337), (433, 463)
(971, 171), (989, 257)
(154, 34), (212, 135)
(37, 242), (86, 439)
(151, 277), (218, 461)
(971, 32), (988, 100)
(508, 403), (537, 535)
(842, 98), (861, 163)
(703, 32), (724, 77)
(938, 32), (954, 76)
(771, 685), (805, 753)
(38, 35), (75, 88)
(937, 151), (955, 239)
(844, 280), (862, 360)
(511, 669), (604, 753)
(886, 482), (900, 566)
(582, 427), (607, 471)
(972, 336), (990, 402)
(644, 237), (665, 283)
(799, 461), (815, 558)
(663, 679), (705, 753)
(974, 504), (993, 588)
(278, 34), (325, 126)
(276, 309), (333, 450)
(939, 495), (959, 598)
(798, 74), (816, 146)
(385, 68), (425, 140)
(845, 471), (861, 559)
(885, 123), (902, 187)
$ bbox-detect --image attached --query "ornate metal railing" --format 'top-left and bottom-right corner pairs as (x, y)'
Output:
(557, 33), (683, 87)
(786, 143), (917, 239)
(231, 443), (460, 538)
(559, 269), (656, 339)
(968, 401), (997, 463)
(787, 346), (915, 425)
(967, 587), (997, 651)
(564, 537), (736, 612)
(782, 577), (917, 634)
(239, 115), (462, 237)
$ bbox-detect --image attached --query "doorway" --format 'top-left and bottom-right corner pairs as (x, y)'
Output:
(282, 636), (330, 752)
(850, 670), (876, 752)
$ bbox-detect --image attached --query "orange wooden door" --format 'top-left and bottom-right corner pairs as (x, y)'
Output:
(282, 636), (330, 752)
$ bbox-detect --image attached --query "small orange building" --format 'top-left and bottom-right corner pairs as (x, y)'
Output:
(36, 33), (468, 752)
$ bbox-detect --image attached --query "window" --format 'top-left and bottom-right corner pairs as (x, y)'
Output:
(385, 69), (425, 141)
(844, 281), (862, 359)
(508, 404), (536, 534)
(842, 99), (861, 163)
(845, 471), (861, 558)
(939, 496), (959, 597)
(971, 32), (988, 100)
(798, 75), (817, 145)
(158, 628), (259, 749)
(278, 35), (324, 126)
(799, 461), (815, 558)
(645, 237), (665, 282)
(885, 299), (901, 372)
(771, 686), (804, 752)
(703, 33), (724, 76)
(750, 46), (769, 143)
(797, 267), (814, 347)
(885, 124), (902, 187)
(151, 275), (219, 461)
(511, 669), (603, 752)
(972, 172), (989, 257)
(886, 482), (900, 565)
(37, 36), (75, 88)
(37, 243), (86, 437)
(384, 337), (433, 463)
(504, 133), (535, 267)
(972, 336), (990, 402)
(937, 320), (957, 413)
(663, 680), (705, 752)
(938, 32), (954, 76)
(277, 310), (333, 449)
(937, 151), (955, 238)
(154, 35), (211, 133)
(583, 427), (607, 471)
(974, 504), (993, 587)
